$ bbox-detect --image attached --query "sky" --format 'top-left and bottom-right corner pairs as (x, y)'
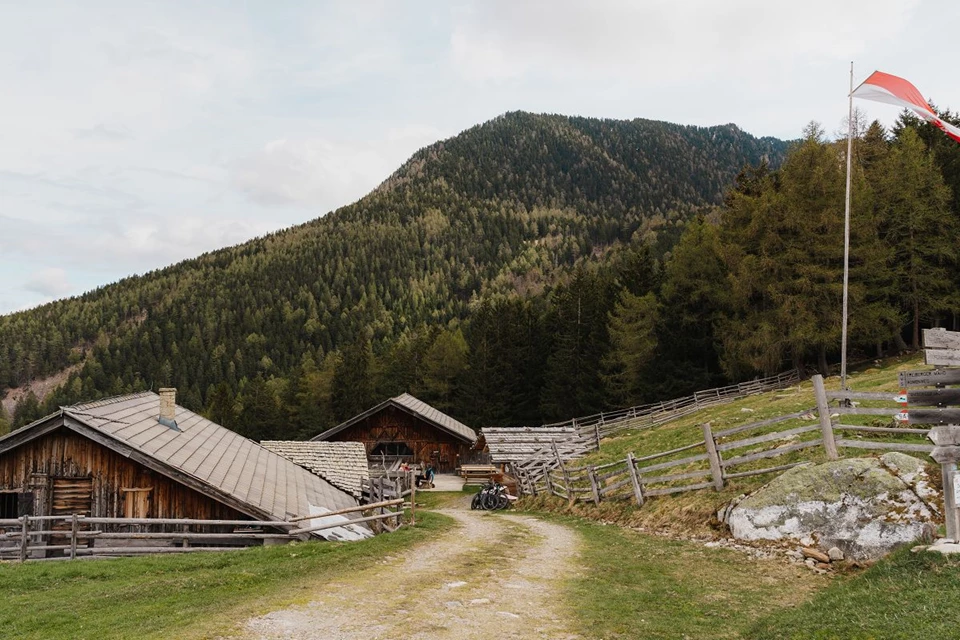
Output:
(2, 0), (959, 314)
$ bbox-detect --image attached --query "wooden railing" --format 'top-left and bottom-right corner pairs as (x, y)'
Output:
(509, 369), (802, 486)
(515, 374), (933, 505)
(0, 499), (407, 563)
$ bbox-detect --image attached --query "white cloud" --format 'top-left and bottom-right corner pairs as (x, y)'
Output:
(24, 268), (73, 298)
(449, 0), (923, 83)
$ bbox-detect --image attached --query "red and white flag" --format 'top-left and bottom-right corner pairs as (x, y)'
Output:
(852, 71), (960, 144)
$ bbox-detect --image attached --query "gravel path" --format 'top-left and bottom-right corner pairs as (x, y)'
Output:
(243, 507), (582, 639)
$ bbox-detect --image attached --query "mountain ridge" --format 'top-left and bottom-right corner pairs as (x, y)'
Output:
(0, 110), (790, 431)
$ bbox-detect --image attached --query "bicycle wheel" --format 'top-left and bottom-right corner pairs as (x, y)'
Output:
(495, 494), (509, 510)
(482, 492), (499, 510)
(471, 492), (482, 510)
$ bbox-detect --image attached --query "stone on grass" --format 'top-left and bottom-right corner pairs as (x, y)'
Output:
(827, 547), (844, 561)
(724, 453), (938, 560)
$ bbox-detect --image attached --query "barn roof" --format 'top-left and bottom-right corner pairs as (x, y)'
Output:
(312, 393), (477, 444)
(260, 441), (368, 498)
(0, 392), (369, 540)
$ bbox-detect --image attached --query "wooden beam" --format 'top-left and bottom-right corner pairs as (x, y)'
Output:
(812, 375), (838, 460)
(701, 423), (724, 491)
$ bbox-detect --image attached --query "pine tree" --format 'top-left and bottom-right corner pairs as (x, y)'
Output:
(875, 127), (957, 347)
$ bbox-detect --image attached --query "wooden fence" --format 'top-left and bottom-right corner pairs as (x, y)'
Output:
(510, 369), (802, 487)
(0, 499), (407, 563)
(515, 374), (933, 505)
(545, 369), (802, 440)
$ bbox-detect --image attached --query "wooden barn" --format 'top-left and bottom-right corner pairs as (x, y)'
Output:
(0, 389), (370, 551)
(312, 394), (477, 473)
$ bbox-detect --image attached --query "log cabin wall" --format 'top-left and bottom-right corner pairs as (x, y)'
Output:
(0, 427), (249, 523)
(330, 407), (469, 472)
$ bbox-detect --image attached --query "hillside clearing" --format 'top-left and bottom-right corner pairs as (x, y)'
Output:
(544, 355), (930, 537)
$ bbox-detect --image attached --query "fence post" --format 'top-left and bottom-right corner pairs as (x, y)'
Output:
(588, 466), (601, 505)
(19, 515), (29, 563)
(812, 374), (839, 460)
(702, 422), (725, 491)
(594, 421), (602, 450)
(409, 470), (417, 527)
(625, 453), (645, 507)
(70, 514), (79, 560)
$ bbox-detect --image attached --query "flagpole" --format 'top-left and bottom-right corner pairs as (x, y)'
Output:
(840, 61), (854, 390)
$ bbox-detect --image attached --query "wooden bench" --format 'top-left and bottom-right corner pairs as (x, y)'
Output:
(460, 465), (499, 485)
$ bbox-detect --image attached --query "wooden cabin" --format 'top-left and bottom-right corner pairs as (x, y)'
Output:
(0, 389), (369, 555)
(312, 394), (477, 473)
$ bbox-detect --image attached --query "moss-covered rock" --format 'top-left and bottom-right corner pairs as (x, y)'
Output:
(724, 455), (939, 560)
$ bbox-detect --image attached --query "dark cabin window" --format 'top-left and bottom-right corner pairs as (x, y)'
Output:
(0, 492), (34, 518)
(370, 442), (414, 457)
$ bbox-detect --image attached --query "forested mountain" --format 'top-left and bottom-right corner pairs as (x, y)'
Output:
(0, 112), (790, 436)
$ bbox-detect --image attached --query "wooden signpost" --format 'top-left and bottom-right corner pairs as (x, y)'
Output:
(902, 328), (960, 542)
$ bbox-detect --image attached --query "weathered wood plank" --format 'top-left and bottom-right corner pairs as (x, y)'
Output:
(833, 407), (901, 416)
(715, 425), (819, 452)
(835, 424), (929, 435)
(722, 462), (803, 480)
(712, 410), (813, 438)
(641, 469), (714, 484)
(643, 481), (716, 497)
(598, 477), (632, 495)
(632, 441), (704, 463)
(826, 391), (898, 401)
(906, 408), (960, 425)
(813, 374), (839, 460)
(907, 388), (960, 407)
(923, 328), (960, 350)
(925, 349), (960, 367)
(835, 439), (935, 453)
(722, 439), (823, 468)
(899, 368), (960, 387)
(702, 423), (724, 490)
(634, 452), (710, 475)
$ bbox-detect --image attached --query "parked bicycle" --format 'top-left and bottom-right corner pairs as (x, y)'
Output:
(470, 481), (516, 510)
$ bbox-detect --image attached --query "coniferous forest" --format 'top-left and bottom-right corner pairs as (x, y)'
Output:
(2, 109), (959, 440)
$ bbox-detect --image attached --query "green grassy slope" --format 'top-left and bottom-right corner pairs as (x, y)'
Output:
(0, 511), (452, 640)
(528, 355), (930, 535)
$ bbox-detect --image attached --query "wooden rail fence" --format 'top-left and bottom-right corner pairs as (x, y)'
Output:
(510, 369), (802, 487)
(0, 499), (407, 563)
(515, 374), (933, 505)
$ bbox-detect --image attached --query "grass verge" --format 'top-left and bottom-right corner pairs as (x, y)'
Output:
(527, 511), (831, 639)
(744, 546), (960, 639)
(0, 511), (453, 640)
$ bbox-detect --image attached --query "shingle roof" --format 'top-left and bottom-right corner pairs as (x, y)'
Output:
(482, 426), (593, 463)
(260, 441), (368, 498)
(313, 393), (477, 444)
(0, 392), (370, 541)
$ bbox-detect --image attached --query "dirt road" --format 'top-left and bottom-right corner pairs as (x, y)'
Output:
(243, 505), (582, 639)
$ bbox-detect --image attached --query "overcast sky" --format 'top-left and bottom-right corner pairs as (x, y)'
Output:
(2, 0), (958, 314)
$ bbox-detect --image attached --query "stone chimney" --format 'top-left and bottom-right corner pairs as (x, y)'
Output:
(159, 388), (178, 429)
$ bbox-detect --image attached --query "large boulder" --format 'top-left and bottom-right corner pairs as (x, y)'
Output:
(723, 453), (940, 560)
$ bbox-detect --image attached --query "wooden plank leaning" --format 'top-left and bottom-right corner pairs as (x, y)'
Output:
(812, 374), (839, 460)
(19, 515), (29, 563)
(587, 466), (601, 505)
(625, 452), (644, 507)
(702, 423), (724, 490)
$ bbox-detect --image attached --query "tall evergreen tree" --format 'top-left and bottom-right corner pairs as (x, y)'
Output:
(875, 127), (957, 347)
